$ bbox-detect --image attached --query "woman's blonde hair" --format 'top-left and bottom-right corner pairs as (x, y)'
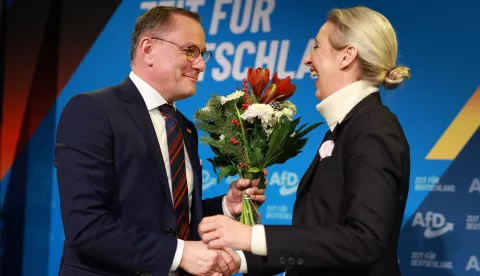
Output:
(328, 6), (410, 89)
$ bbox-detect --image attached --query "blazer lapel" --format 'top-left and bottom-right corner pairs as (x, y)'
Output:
(117, 77), (174, 210)
(295, 129), (331, 198)
(295, 92), (381, 200)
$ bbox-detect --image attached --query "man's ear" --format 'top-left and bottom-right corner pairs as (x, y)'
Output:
(139, 37), (155, 66)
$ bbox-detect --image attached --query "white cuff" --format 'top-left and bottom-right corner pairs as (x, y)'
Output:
(222, 195), (237, 219)
(170, 239), (184, 271)
(236, 250), (248, 273)
(251, 225), (267, 256)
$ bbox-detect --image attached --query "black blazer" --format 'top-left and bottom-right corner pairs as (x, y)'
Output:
(245, 92), (410, 276)
(54, 77), (223, 276)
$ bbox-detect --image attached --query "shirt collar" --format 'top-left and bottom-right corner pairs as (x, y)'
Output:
(129, 71), (174, 111)
(316, 80), (379, 131)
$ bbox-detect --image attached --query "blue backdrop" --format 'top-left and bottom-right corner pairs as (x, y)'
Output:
(1, 0), (479, 275)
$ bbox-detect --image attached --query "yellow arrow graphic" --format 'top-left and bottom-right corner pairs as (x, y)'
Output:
(426, 86), (480, 160)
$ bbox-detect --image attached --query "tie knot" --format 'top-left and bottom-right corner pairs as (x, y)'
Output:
(159, 104), (177, 119)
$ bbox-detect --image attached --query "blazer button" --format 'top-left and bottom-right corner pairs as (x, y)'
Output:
(297, 257), (304, 265)
(288, 257), (296, 266)
(166, 228), (175, 236)
(279, 256), (286, 264)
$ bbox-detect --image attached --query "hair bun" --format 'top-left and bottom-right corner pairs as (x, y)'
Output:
(383, 66), (411, 89)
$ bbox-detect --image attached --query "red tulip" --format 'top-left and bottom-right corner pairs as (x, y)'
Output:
(260, 84), (277, 104)
(247, 67), (270, 99)
(270, 72), (296, 102)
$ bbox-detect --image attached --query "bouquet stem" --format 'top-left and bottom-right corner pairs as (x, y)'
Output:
(239, 190), (261, 226)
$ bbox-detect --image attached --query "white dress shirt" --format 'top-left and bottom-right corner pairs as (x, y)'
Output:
(129, 71), (236, 275)
(237, 80), (379, 274)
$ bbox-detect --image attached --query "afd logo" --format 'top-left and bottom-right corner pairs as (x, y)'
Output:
(268, 171), (299, 196)
(469, 178), (480, 193)
(411, 212), (454, 239)
(202, 169), (300, 195)
(202, 170), (219, 190)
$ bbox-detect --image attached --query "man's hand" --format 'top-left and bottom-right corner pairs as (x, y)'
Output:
(215, 247), (241, 275)
(179, 241), (221, 275)
(225, 170), (267, 217)
(199, 215), (253, 251)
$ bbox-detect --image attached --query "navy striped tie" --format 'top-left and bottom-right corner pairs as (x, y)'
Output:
(159, 104), (190, 240)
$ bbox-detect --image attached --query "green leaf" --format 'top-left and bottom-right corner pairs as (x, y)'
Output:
(206, 158), (217, 173)
(250, 170), (267, 190)
(264, 119), (299, 164)
(217, 165), (238, 183)
(247, 167), (261, 173)
(296, 122), (322, 139)
(249, 147), (265, 169)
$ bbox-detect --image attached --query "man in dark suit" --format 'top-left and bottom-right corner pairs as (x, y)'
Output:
(198, 6), (411, 276)
(54, 6), (265, 276)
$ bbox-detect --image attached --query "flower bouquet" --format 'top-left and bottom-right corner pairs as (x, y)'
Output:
(194, 67), (321, 226)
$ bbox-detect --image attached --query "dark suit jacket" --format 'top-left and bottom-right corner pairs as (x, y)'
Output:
(54, 77), (223, 276)
(245, 92), (410, 276)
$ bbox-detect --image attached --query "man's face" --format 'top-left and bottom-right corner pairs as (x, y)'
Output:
(150, 14), (207, 102)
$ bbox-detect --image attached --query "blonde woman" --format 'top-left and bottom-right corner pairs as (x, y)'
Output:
(199, 6), (411, 276)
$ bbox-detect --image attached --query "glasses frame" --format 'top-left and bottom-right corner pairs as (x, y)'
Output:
(151, 37), (212, 63)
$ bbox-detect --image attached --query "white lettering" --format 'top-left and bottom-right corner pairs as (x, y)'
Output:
(295, 39), (315, 79)
(230, 0), (253, 34)
(211, 42), (235, 81)
(251, 0), (275, 33)
(276, 40), (295, 78)
(159, 0), (176, 6)
(466, 256), (480, 271)
(255, 40), (279, 70)
(140, 0), (206, 11)
(232, 41), (256, 79)
(210, 0), (231, 35)
(185, 0), (206, 12)
(140, 1), (157, 10)
(412, 212), (425, 228)
(469, 178), (480, 193)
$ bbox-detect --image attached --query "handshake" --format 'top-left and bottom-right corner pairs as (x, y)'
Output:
(178, 177), (266, 275)
(179, 241), (241, 276)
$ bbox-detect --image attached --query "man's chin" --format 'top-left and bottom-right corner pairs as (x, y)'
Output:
(175, 89), (196, 101)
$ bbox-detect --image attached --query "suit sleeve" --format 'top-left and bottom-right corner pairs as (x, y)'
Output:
(54, 93), (177, 275)
(251, 111), (408, 271)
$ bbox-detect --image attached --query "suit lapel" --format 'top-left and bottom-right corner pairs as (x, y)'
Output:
(117, 77), (174, 210)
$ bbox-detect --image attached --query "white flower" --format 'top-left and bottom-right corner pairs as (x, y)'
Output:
(201, 106), (211, 111)
(282, 101), (297, 115)
(219, 134), (225, 141)
(240, 104), (275, 130)
(220, 90), (244, 105)
(274, 108), (294, 122)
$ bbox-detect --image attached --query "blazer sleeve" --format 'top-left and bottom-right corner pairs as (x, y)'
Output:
(54, 93), (177, 275)
(257, 111), (408, 270)
(202, 195), (224, 217)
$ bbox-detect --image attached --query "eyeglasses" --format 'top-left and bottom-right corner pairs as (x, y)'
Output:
(151, 37), (212, 63)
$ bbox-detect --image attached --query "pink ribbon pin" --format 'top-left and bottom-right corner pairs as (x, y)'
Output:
(319, 140), (335, 160)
